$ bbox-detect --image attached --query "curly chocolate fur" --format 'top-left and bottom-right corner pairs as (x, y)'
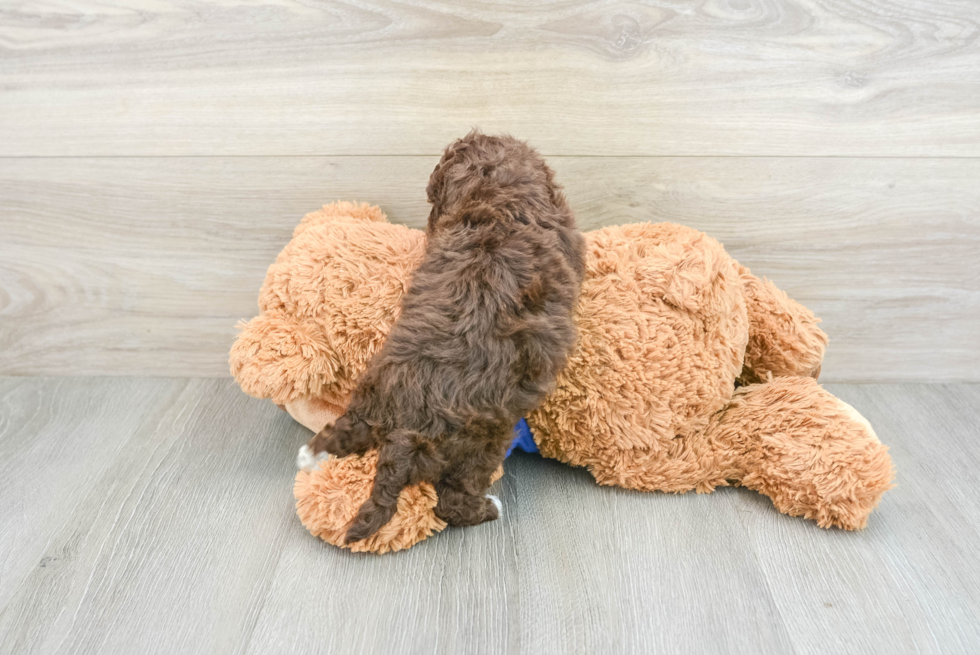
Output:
(308, 131), (585, 543)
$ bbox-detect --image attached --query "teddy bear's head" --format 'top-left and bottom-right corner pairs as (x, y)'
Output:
(230, 202), (426, 419)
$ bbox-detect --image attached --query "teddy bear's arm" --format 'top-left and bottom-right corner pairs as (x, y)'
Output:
(737, 265), (828, 384)
(229, 310), (345, 407)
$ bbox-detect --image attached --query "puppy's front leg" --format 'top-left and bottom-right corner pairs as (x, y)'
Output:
(297, 414), (375, 470)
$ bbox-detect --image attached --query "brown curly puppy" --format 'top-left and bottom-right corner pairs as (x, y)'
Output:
(307, 131), (585, 543)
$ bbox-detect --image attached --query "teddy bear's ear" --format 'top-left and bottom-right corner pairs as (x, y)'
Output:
(293, 201), (388, 238)
(230, 310), (345, 406)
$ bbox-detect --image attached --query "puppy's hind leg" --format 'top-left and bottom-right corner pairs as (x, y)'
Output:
(434, 424), (511, 526)
(344, 429), (445, 544)
(434, 481), (501, 526)
(434, 452), (507, 526)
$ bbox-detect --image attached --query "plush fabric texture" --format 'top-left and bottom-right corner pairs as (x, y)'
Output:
(737, 265), (828, 384)
(294, 452), (446, 554)
(230, 201), (424, 407)
(699, 377), (894, 530)
(231, 202), (895, 553)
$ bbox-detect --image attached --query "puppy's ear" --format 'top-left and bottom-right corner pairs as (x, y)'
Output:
(426, 153), (453, 233)
(428, 202), (502, 237)
(427, 140), (462, 204)
(427, 134), (479, 209)
(426, 161), (444, 206)
(342, 429), (445, 544)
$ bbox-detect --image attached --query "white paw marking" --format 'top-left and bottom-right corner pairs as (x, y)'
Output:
(297, 445), (331, 471)
(296, 445), (315, 471)
(486, 494), (502, 514)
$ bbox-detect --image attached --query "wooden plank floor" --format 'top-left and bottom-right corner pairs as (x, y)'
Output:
(1, 377), (978, 655)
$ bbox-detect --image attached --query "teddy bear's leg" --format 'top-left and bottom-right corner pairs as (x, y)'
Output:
(702, 376), (894, 529)
(737, 265), (828, 384)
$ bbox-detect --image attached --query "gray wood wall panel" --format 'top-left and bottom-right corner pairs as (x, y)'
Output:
(1, 157), (977, 380)
(1, 1), (978, 157)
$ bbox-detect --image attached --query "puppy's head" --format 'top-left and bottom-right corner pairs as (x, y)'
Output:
(425, 130), (559, 234)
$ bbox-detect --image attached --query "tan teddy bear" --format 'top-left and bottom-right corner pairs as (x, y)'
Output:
(230, 202), (894, 553)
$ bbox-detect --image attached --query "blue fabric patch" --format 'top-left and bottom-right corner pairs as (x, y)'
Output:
(506, 418), (538, 457)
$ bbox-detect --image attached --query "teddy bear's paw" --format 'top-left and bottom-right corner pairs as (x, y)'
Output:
(831, 397), (880, 444)
(486, 494), (503, 515)
(296, 444), (331, 471)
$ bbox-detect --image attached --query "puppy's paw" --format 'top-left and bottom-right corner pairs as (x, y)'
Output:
(296, 444), (316, 471)
(486, 494), (502, 518)
(296, 444), (331, 471)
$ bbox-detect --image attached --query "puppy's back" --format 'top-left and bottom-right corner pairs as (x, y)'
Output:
(337, 133), (584, 543)
(384, 194), (582, 429)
